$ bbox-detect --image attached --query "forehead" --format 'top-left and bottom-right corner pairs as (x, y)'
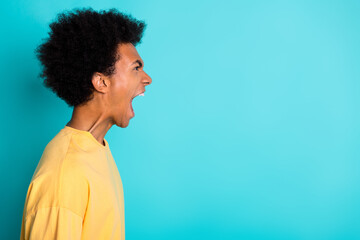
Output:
(116, 43), (143, 66)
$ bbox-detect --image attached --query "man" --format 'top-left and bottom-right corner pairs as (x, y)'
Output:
(20, 7), (152, 239)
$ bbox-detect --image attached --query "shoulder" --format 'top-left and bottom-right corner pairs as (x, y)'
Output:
(24, 130), (92, 219)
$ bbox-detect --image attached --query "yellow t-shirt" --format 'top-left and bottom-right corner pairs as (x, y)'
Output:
(20, 125), (125, 239)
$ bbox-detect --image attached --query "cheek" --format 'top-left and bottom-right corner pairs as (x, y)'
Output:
(108, 75), (134, 106)
(110, 88), (132, 110)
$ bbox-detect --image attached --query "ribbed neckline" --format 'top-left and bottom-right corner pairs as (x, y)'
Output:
(64, 125), (108, 149)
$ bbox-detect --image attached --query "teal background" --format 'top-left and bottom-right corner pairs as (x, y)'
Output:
(1, 0), (359, 239)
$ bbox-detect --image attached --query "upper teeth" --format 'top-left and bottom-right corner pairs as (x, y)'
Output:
(139, 93), (144, 96)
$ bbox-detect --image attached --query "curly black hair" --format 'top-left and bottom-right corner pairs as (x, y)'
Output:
(35, 7), (146, 107)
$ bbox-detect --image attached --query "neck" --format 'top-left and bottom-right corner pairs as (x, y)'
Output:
(66, 102), (113, 146)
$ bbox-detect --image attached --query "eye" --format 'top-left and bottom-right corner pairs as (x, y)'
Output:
(134, 65), (141, 71)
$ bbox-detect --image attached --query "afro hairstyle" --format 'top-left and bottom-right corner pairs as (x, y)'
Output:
(35, 7), (146, 107)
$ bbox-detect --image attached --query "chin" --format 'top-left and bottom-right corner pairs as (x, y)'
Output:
(116, 120), (130, 128)
(114, 112), (132, 128)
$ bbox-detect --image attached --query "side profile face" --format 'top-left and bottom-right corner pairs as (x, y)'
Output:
(98, 43), (152, 128)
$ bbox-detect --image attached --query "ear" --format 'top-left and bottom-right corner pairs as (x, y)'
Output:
(91, 72), (110, 93)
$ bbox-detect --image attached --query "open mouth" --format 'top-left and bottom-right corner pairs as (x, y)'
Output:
(130, 91), (145, 116)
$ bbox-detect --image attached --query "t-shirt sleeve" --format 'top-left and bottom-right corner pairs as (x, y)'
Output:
(22, 206), (83, 240)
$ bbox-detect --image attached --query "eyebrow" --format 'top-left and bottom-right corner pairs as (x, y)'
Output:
(131, 59), (143, 68)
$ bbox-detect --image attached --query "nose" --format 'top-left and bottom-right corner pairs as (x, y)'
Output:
(143, 71), (152, 86)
